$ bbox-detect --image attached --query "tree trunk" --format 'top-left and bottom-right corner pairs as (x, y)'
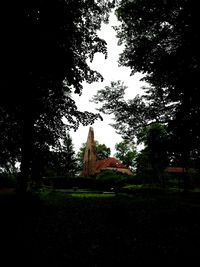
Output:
(17, 111), (34, 194)
(182, 150), (190, 192)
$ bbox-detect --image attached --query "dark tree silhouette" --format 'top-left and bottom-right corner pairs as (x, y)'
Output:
(40, 132), (78, 178)
(115, 0), (200, 169)
(0, 0), (114, 192)
(58, 132), (78, 177)
(137, 123), (169, 185)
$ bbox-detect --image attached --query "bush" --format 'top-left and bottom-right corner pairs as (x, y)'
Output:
(188, 168), (200, 186)
(95, 170), (129, 190)
(0, 173), (17, 188)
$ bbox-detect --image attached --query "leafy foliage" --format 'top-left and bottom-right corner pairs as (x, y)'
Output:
(91, 81), (174, 141)
(43, 132), (78, 178)
(92, 81), (139, 140)
(92, 81), (170, 184)
(115, 0), (200, 166)
(96, 169), (128, 190)
(136, 123), (169, 184)
(93, 1), (200, 171)
(0, 0), (114, 190)
(114, 140), (137, 170)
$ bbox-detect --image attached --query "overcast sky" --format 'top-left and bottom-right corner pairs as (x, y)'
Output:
(70, 12), (147, 156)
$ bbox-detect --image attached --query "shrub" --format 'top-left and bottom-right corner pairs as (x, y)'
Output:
(0, 173), (17, 188)
(95, 170), (129, 190)
(120, 184), (165, 195)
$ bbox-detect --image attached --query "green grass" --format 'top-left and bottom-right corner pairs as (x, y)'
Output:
(37, 189), (115, 204)
(69, 192), (115, 198)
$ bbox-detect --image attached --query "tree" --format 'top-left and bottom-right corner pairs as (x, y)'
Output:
(115, 0), (200, 169)
(96, 143), (111, 160)
(42, 132), (78, 178)
(135, 148), (153, 183)
(92, 81), (173, 140)
(0, 112), (20, 174)
(92, 82), (169, 184)
(0, 1), (114, 192)
(77, 141), (111, 171)
(59, 132), (78, 177)
(114, 140), (137, 171)
(137, 123), (169, 185)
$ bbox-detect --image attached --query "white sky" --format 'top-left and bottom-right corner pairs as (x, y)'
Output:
(70, 12), (147, 156)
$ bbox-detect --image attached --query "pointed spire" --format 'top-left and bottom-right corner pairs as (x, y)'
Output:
(81, 127), (97, 177)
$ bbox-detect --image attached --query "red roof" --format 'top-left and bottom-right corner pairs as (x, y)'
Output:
(96, 157), (127, 171)
(165, 167), (186, 173)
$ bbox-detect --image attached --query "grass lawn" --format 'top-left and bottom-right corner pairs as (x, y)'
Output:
(1, 189), (200, 266)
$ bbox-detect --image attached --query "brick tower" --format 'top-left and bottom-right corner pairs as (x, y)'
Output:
(81, 127), (97, 176)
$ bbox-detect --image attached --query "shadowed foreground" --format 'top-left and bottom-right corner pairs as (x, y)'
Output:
(1, 190), (200, 266)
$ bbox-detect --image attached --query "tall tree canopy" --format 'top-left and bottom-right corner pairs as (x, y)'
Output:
(92, 0), (200, 169)
(0, 0), (114, 191)
(115, 0), (200, 166)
